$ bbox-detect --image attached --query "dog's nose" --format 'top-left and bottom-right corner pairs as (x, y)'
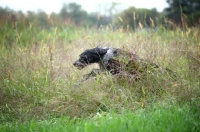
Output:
(73, 62), (76, 66)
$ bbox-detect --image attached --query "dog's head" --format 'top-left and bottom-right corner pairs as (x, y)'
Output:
(73, 47), (109, 69)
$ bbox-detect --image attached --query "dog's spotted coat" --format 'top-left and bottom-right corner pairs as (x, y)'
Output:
(73, 46), (173, 82)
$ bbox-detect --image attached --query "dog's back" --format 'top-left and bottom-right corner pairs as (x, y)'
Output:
(99, 48), (141, 75)
(73, 47), (177, 83)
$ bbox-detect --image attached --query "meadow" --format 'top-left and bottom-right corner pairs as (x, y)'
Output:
(0, 21), (200, 131)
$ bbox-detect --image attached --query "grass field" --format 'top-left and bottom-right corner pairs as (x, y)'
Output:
(0, 22), (200, 131)
(1, 104), (199, 132)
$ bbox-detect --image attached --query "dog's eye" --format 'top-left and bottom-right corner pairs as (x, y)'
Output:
(81, 54), (88, 59)
(80, 56), (87, 60)
(79, 56), (88, 63)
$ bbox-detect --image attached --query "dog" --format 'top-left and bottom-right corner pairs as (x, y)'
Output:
(73, 46), (169, 82)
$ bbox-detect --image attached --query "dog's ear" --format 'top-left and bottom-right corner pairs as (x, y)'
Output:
(94, 48), (108, 55)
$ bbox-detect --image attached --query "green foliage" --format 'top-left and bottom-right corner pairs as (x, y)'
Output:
(164, 0), (200, 27)
(0, 3), (111, 29)
(60, 3), (88, 25)
(1, 104), (199, 132)
(116, 7), (163, 30)
(1, 1), (200, 29)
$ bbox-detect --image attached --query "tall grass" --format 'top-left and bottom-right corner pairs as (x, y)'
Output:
(0, 20), (199, 131)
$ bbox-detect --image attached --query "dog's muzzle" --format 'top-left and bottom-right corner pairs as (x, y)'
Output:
(73, 60), (87, 70)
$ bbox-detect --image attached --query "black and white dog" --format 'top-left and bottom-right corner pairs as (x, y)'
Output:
(73, 46), (165, 82)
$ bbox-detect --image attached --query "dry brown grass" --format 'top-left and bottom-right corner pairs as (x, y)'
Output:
(0, 25), (199, 122)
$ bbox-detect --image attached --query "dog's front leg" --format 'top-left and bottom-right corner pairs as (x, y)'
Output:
(77, 69), (102, 85)
(83, 69), (102, 79)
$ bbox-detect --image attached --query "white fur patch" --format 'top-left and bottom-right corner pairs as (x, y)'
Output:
(102, 48), (114, 65)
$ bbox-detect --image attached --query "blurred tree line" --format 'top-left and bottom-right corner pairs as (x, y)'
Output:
(164, 0), (200, 27)
(0, 0), (199, 30)
(116, 0), (200, 29)
(0, 2), (111, 29)
(115, 7), (162, 30)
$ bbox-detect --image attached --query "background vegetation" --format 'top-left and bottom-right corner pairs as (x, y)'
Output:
(0, 0), (200, 131)
(0, 0), (199, 29)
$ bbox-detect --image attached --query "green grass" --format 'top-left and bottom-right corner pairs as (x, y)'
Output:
(0, 22), (200, 131)
(1, 104), (199, 132)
